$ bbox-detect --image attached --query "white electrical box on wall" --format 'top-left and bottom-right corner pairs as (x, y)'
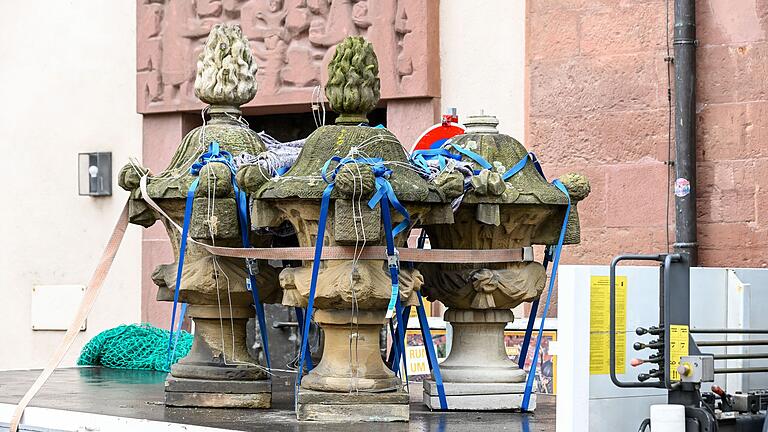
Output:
(31, 285), (87, 331)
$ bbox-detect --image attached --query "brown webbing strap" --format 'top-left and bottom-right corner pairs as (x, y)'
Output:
(204, 244), (524, 263)
(9, 203), (129, 432)
(139, 176), (526, 264)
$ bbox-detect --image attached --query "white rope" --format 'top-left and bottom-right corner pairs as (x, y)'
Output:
(311, 85), (326, 128)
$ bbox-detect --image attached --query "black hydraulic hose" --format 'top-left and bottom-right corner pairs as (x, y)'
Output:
(638, 418), (651, 432)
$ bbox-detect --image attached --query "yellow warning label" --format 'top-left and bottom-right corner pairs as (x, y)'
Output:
(590, 276), (627, 375)
(669, 324), (689, 381)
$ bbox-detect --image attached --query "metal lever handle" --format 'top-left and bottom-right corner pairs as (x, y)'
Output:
(634, 340), (663, 350)
(609, 254), (667, 388)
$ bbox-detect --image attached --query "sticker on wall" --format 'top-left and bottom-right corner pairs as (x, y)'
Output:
(674, 178), (691, 197)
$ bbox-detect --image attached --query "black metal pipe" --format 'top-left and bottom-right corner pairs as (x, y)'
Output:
(715, 367), (768, 374)
(673, 0), (698, 265)
(712, 353), (768, 360)
(697, 340), (768, 347)
(692, 329), (768, 334)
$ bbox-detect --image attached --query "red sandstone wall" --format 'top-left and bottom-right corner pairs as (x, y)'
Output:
(527, 0), (768, 269)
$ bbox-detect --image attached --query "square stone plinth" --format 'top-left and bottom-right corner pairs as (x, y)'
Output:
(423, 380), (537, 411)
(164, 377), (271, 408)
(296, 388), (409, 422)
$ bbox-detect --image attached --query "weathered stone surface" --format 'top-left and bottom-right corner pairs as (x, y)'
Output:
(165, 391), (271, 408)
(194, 24), (258, 106)
(435, 308), (526, 384)
(334, 199), (381, 244)
(166, 377), (271, 394)
(124, 25), (280, 407)
(421, 262), (545, 310)
(579, 4), (665, 56)
(422, 380), (536, 411)
(529, 110), (668, 166)
(325, 36), (381, 124)
(281, 261), (423, 311)
(475, 203), (501, 226)
(527, 0), (768, 269)
(297, 388), (409, 422)
(528, 9), (579, 62)
(300, 310), (400, 393)
(423, 380), (525, 395)
(189, 197), (240, 240)
(297, 386), (408, 405)
(136, 0), (439, 114)
(604, 163), (667, 228)
(529, 54), (663, 118)
(419, 203), (455, 225)
(559, 173), (591, 244)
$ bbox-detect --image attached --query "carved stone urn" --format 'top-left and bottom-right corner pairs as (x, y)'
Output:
(118, 24), (280, 408)
(239, 36), (432, 422)
(419, 114), (591, 410)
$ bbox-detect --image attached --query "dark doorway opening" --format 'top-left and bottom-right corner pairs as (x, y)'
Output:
(243, 107), (387, 142)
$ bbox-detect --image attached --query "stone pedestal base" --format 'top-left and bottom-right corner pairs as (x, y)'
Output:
(296, 387), (409, 422)
(164, 376), (271, 408)
(422, 380), (536, 411)
(164, 305), (269, 408)
(439, 309), (526, 383)
(301, 309), (400, 392)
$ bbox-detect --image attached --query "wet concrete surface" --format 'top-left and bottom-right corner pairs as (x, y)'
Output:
(0, 367), (555, 431)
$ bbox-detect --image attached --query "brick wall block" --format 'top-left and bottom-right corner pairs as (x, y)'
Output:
(530, 54), (664, 116)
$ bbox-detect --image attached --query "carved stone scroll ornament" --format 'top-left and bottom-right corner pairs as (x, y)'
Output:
(420, 263), (546, 310)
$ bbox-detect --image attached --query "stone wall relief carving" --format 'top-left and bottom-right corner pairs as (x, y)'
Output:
(137, 0), (436, 113)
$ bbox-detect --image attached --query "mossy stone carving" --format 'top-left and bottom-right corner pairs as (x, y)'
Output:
(245, 37), (432, 395)
(116, 24), (279, 400)
(325, 36), (381, 125)
(195, 24), (258, 106)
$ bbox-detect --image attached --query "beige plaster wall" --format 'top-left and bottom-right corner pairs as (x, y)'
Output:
(440, 0), (527, 140)
(0, 1), (143, 370)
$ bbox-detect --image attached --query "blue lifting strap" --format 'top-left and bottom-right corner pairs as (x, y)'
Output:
(521, 179), (570, 411)
(166, 141), (272, 370)
(234, 185), (272, 370)
(518, 246), (552, 370)
(295, 180), (333, 395)
(517, 152), (553, 369)
(401, 230), (447, 409)
(415, 290), (448, 410)
(387, 303), (409, 376)
(167, 177), (198, 366)
(169, 300), (189, 364)
(393, 297), (409, 384)
(372, 175), (409, 383)
(368, 167), (410, 320)
(449, 143), (493, 170)
(501, 154), (530, 181)
(297, 156), (409, 395)
(410, 148), (461, 173)
(294, 307), (313, 370)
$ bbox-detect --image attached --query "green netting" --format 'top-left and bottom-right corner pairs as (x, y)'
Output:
(77, 323), (192, 372)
